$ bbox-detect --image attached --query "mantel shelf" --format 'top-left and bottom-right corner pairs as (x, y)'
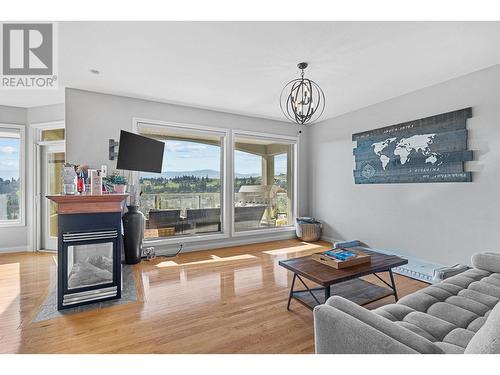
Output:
(46, 194), (128, 214)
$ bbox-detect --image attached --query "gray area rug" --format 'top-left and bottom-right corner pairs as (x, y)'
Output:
(33, 264), (138, 322)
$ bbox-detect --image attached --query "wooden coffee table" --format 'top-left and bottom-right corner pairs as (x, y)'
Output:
(278, 248), (408, 310)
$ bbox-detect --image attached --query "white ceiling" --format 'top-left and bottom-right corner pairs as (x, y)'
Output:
(2, 21), (500, 122)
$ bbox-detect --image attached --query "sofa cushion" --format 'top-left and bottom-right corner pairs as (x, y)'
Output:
(443, 328), (475, 348)
(467, 317), (487, 332)
(426, 302), (479, 328)
(374, 304), (415, 322)
(431, 282), (464, 295)
(397, 292), (440, 312)
(490, 273), (500, 280)
(395, 321), (437, 342)
(444, 295), (490, 316)
(465, 301), (500, 353)
(457, 289), (499, 309)
(402, 311), (457, 341)
(471, 252), (500, 274)
(462, 268), (491, 279)
(419, 285), (454, 300)
(468, 280), (500, 298)
(434, 342), (465, 354)
(442, 274), (478, 289)
(482, 275), (500, 287)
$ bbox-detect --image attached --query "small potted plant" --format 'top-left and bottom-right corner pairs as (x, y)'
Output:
(107, 173), (128, 193)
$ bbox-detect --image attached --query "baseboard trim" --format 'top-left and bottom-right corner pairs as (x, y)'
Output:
(0, 245), (30, 254)
(154, 231), (297, 256)
(320, 235), (339, 245)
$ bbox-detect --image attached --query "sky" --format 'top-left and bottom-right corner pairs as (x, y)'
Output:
(235, 150), (261, 176)
(162, 140), (287, 175)
(235, 151), (287, 175)
(0, 138), (20, 180)
(162, 140), (220, 172)
(274, 153), (287, 175)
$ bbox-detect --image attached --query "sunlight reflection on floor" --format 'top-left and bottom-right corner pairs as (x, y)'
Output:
(262, 242), (324, 256)
(155, 254), (257, 268)
(0, 262), (20, 316)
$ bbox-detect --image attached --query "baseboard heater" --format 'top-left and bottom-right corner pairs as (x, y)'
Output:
(361, 247), (443, 284)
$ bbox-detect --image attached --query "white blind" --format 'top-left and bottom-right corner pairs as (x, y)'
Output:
(0, 128), (21, 138)
(137, 122), (225, 143)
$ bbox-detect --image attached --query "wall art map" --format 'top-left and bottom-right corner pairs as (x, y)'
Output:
(353, 108), (473, 184)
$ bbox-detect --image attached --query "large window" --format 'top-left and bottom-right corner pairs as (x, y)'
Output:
(137, 123), (225, 239)
(233, 135), (295, 232)
(0, 125), (24, 226)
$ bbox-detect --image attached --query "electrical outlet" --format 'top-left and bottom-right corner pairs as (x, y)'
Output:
(101, 164), (108, 178)
(143, 247), (156, 261)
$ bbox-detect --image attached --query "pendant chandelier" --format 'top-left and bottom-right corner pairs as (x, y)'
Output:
(280, 62), (325, 125)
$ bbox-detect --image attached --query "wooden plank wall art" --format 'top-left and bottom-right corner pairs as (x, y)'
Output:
(352, 108), (473, 184)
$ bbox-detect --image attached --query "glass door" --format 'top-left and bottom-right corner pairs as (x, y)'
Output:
(67, 242), (114, 290)
(41, 143), (65, 250)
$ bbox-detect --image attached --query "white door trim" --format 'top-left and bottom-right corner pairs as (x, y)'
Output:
(40, 142), (65, 251)
(30, 120), (65, 252)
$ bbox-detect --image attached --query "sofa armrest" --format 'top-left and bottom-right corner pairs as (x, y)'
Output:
(471, 252), (500, 274)
(314, 304), (418, 354)
(465, 300), (500, 353)
(313, 296), (444, 354)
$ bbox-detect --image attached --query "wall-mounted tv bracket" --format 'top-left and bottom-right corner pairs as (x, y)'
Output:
(109, 139), (119, 160)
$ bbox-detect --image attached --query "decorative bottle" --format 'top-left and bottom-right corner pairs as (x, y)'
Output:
(62, 164), (77, 195)
(77, 171), (84, 194)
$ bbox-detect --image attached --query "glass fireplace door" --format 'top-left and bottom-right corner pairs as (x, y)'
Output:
(60, 227), (121, 309)
(67, 242), (114, 290)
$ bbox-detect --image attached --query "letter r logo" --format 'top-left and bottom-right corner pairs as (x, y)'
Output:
(2, 23), (53, 75)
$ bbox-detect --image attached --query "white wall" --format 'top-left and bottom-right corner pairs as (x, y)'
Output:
(65, 88), (310, 253)
(28, 103), (65, 125)
(308, 64), (500, 266)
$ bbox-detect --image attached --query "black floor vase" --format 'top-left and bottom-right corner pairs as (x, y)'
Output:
(122, 205), (144, 264)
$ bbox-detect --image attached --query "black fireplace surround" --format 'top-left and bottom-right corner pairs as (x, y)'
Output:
(58, 212), (122, 310)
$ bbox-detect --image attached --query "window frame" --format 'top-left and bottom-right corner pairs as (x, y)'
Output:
(231, 130), (298, 237)
(0, 123), (26, 227)
(132, 118), (230, 245)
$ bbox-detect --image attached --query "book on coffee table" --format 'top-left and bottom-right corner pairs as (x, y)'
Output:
(312, 248), (371, 269)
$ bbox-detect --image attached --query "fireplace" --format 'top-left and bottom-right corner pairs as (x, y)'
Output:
(60, 223), (120, 309)
(47, 194), (128, 310)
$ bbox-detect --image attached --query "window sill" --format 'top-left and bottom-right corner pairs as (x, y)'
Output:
(143, 232), (229, 246)
(232, 225), (296, 238)
(0, 221), (25, 228)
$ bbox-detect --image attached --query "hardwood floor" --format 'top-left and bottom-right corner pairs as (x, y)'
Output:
(0, 239), (428, 353)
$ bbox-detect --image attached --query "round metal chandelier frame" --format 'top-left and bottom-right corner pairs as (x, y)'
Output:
(280, 62), (325, 125)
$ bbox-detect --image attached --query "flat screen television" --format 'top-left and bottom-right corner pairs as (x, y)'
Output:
(116, 130), (165, 173)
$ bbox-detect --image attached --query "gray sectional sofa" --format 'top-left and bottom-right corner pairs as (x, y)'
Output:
(314, 252), (500, 354)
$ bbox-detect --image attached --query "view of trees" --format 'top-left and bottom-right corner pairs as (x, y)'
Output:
(234, 176), (262, 192)
(140, 174), (287, 194)
(140, 175), (221, 194)
(0, 177), (20, 220)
